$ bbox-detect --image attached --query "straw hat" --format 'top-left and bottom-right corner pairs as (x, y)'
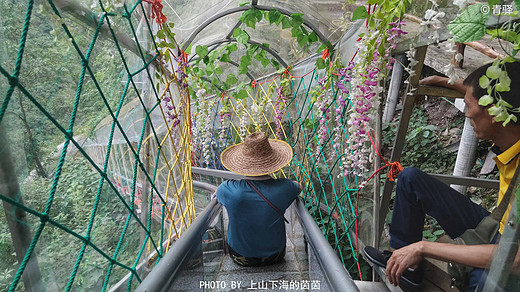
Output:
(220, 132), (293, 176)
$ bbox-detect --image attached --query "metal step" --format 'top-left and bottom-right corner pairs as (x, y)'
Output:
(354, 280), (390, 292)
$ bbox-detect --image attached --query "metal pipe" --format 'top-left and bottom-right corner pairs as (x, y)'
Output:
(181, 5), (329, 52)
(382, 54), (406, 124)
(192, 167), (245, 180)
(135, 197), (221, 292)
(428, 173), (499, 189)
(188, 38), (289, 69)
(295, 198), (360, 292)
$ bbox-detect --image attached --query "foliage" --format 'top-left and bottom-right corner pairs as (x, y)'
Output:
(382, 107), (456, 174)
(182, 8), (333, 99)
(447, 4), (490, 43)
(339, 0), (410, 177)
(0, 0), (156, 290)
(448, 1), (520, 126)
(0, 158), (144, 291)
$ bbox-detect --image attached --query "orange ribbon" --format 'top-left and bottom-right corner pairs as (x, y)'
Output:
(387, 161), (404, 182)
(321, 48), (329, 60)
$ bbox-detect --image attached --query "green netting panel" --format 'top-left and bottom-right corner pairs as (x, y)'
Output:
(190, 59), (369, 278)
(0, 1), (196, 291)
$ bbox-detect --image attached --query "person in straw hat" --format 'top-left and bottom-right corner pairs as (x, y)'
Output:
(216, 132), (301, 266)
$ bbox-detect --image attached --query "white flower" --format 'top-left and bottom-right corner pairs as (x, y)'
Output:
(453, 0), (469, 10)
(196, 88), (206, 97)
(424, 9), (437, 20)
(432, 11), (445, 25)
(444, 38), (457, 53)
(455, 53), (464, 62)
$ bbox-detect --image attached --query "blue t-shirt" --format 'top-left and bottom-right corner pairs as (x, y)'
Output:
(217, 178), (300, 258)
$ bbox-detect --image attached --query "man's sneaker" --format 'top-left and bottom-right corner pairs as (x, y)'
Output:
(363, 246), (423, 287)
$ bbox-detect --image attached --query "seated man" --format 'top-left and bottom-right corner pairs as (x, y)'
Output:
(364, 62), (520, 291)
(216, 132), (301, 266)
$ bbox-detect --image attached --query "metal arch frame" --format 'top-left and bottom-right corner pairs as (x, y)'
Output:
(188, 38), (289, 70)
(180, 4), (329, 53)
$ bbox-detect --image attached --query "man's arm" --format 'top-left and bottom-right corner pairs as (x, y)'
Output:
(386, 241), (497, 286)
(419, 75), (466, 94)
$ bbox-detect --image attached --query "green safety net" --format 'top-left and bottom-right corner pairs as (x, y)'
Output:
(190, 64), (367, 279)
(0, 0), (375, 291)
(0, 0), (197, 291)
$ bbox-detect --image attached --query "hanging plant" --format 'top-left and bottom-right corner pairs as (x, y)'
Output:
(218, 95), (232, 148)
(274, 77), (290, 139)
(186, 8), (333, 99)
(447, 1), (519, 126)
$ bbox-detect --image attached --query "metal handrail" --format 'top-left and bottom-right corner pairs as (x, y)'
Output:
(295, 197), (360, 292)
(136, 170), (360, 292)
(135, 182), (221, 292)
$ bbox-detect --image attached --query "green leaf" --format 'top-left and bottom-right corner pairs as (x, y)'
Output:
(205, 63), (214, 75)
(499, 71), (512, 87)
(271, 58), (280, 70)
(266, 9), (282, 25)
(254, 51), (266, 62)
(352, 6), (368, 21)
(238, 63), (249, 75)
(226, 43), (238, 53)
(220, 53), (231, 63)
(156, 29), (166, 39)
(195, 45), (208, 59)
(291, 26), (301, 38)
(215, 66), (223, 75)
(232, 28), (241, 38)
(308, 31), (318, 43)
(316, 58), (327, 69)
(241, 54), (252, 66)
(225, 74), (238, 86)
(291, 13), (304, 26)
(297, 34), (309, 47)
(486, 65), (502, 79)
(447, 4), (490, 43)
(261, 57), (270, 67)
(281, 16), (292, 29)
(208, 50), (219, 62)
(496, 83), (510, 92)
(479, 75), (490, 88)
(433, 230), (444, 236)
(239, 9), (262, 28)
(239, 1), (248, 6)
(183, 43), (193, 56)
(236, 89), (248, 99)
(488, 105), (503, 116)
(486, 28), (518, 43)
(478, 95), (494, 106)
(236, 30), (250, 44)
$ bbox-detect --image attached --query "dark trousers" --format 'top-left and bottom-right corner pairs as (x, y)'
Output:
(389, 168), (493, 292)
(228, 245), (285, 267)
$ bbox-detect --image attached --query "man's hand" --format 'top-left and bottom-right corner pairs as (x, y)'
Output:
(386, 242), (424, 286)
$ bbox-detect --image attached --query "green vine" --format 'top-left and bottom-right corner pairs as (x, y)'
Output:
(448, 1), (520, 126)
(186, 8), (333, 99)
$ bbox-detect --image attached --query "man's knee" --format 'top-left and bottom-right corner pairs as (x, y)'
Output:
(397, 167), (426, 183)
